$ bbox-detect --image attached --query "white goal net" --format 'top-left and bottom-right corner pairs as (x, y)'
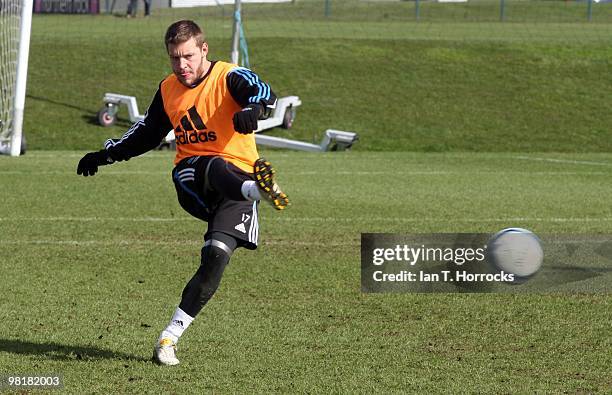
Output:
(0, 0), (32, 156)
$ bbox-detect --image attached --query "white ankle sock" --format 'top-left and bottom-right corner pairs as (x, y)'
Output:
(159, 307), (194, 344)
(241, 180), (262, 201)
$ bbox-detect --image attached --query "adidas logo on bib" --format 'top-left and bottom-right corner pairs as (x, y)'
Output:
(235, 222), (247, 233)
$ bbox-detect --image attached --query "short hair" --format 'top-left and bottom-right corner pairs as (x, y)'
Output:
(165, 20), (205, 50)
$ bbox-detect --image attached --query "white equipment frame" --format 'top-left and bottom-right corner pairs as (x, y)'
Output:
(97, 93), (358, 152)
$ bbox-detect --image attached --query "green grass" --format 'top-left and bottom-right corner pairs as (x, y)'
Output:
(0, 151), (610, 392)
(5, 4), (612, 391)
(22, 1), (612, 152)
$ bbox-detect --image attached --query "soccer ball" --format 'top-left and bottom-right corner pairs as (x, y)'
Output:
(487, 228), (543, 282)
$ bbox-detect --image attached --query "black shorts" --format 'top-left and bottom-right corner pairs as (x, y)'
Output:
(172, 156), (259, 250)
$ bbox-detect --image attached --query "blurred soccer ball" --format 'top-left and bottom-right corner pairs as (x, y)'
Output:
(487, 228), (543, 281)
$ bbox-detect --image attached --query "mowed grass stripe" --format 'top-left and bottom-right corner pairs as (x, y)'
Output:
(0, 151), (610, 392)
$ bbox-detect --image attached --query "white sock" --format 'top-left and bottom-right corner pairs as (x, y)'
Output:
(159, 307), (194, 344)
(241, 180), (262, 201)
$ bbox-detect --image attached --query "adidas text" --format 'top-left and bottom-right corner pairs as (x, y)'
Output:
(176, 130), (217, 146)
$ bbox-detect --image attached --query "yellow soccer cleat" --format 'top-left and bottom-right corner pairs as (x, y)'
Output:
(254, 158), (289, 210)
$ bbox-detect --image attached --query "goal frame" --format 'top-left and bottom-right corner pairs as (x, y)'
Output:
(4, 0), (33, 156)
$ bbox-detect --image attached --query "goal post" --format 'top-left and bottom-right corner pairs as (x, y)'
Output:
(0, 0), (33, 157)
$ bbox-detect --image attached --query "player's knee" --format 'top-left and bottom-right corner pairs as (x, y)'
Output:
(179, 234), (237, 315)
(193, 241), (232, 301)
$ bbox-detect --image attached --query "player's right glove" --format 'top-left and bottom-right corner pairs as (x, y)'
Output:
(77, 150), (113, 177)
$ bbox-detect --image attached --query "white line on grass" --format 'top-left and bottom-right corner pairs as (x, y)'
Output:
(0, 238), (608, 247)
(9, 152), (173, 159)
(0, 171), (170, 175)
(0, 217), (188, 222)
(1, 217), (612, 223)
(0, 170), (609, 176)
(298, 171), (610, 176)
(272, 217), (612, 223)
(0, 239), (351, 247)
(513, 156), (612, 167)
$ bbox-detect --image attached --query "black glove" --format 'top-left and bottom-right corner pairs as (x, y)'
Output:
(77, 150), (112, 177)
(233, 104), (263, 134)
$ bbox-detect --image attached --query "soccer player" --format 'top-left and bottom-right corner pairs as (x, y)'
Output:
(77, 20), (289, 366)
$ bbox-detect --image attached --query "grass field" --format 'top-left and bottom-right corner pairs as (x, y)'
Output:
(2, 0), (611, 392)
(23, 1), (612, 152)
(0, 151), (610, 392)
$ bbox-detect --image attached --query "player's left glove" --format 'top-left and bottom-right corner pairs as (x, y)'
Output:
(233, 103), (263, 134)
(77, 150), (113, 177)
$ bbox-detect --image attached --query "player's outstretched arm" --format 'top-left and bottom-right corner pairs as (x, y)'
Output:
(104, 87), (173, 160)
(77, 87), (173, 177)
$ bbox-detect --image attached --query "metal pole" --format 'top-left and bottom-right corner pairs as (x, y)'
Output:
(11, 0), (33, 156)
(587, 0), (593, 22)
(231, 0), (242, 64)
(415, 0), (420, 21)
(324, 0), (330, 17)
(499, 0), (505, 22)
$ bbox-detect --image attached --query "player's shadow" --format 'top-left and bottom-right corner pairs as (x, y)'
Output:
(26, 94), (90, 113)
(82, 114), (133, 128)
(0, 339), (151, 363)
(25, 94), (134, 128)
